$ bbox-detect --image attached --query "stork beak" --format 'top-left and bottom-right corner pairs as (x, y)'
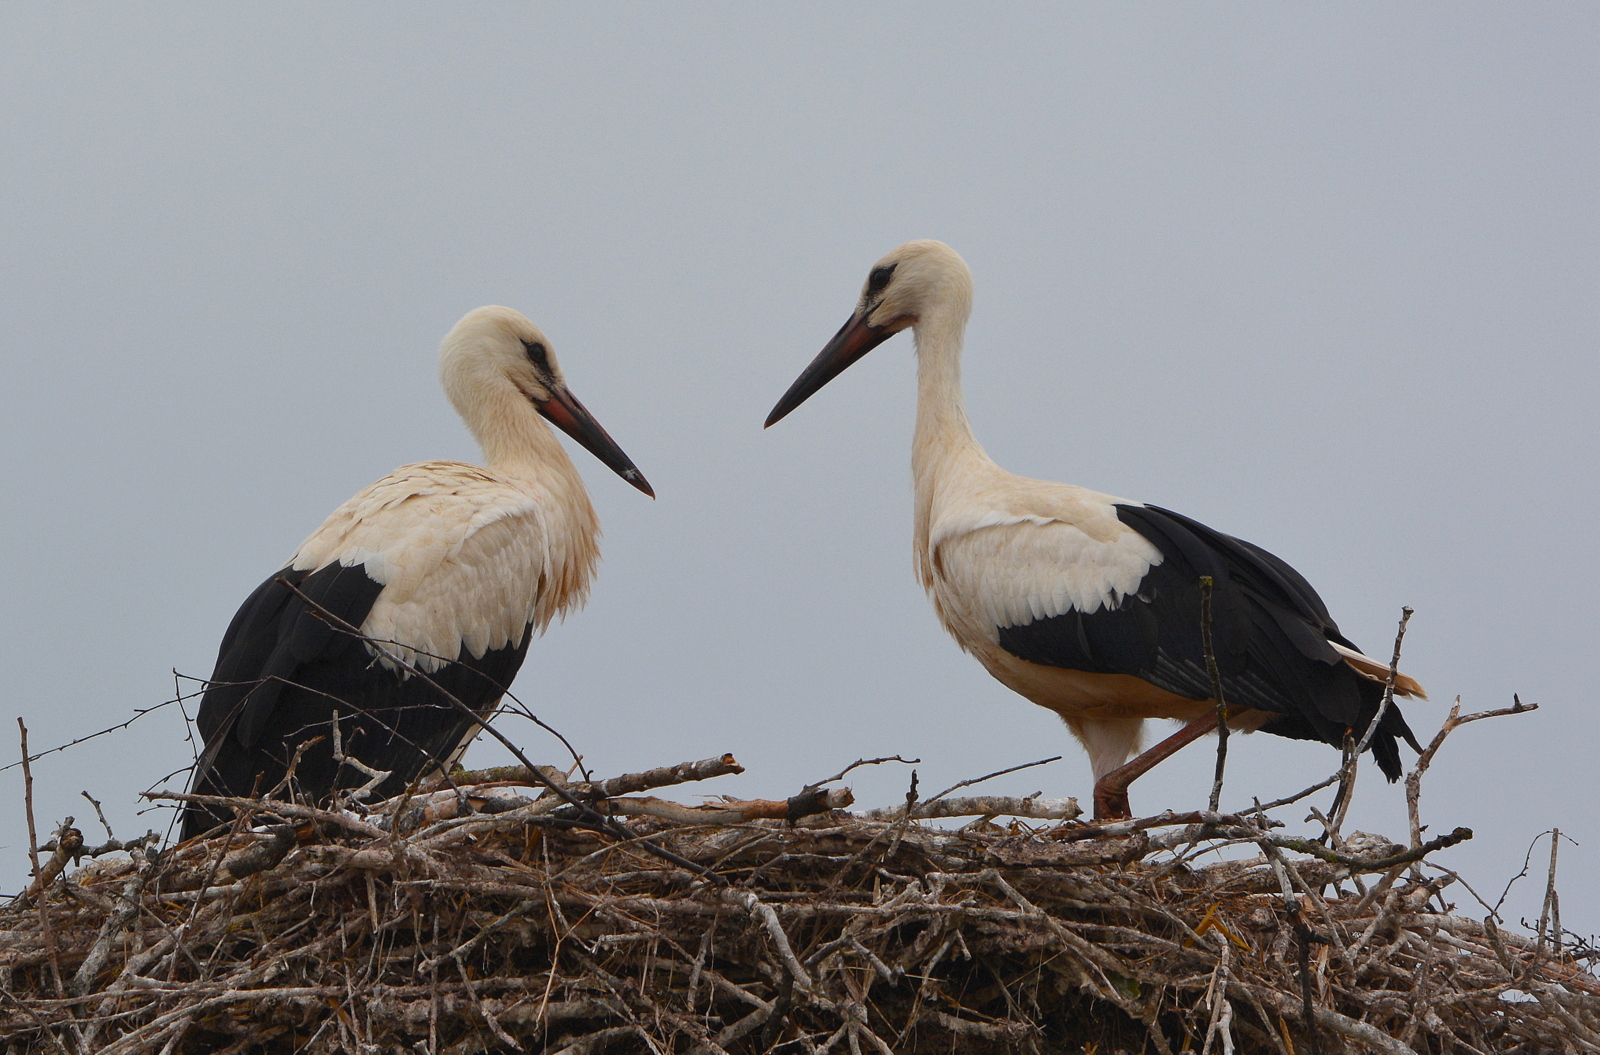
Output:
(765, 312), (900, 427)
(537, 386), (655, 497)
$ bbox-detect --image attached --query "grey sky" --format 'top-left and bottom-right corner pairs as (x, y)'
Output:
(2, 5), (1595, 933)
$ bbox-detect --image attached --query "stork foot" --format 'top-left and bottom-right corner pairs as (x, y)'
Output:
(1088, 712), (1223, 824)
(1093, 782), (1132, 822)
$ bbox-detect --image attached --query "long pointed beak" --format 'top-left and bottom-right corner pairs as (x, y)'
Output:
(538, 387), (655, 497)
(765, 312), (900, 428)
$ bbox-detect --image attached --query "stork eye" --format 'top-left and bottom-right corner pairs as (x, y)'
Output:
(866, 265), (896, 296)
(523, 341), (551, 372)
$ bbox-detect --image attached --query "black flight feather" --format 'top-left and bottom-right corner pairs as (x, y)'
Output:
(183, 563), (532, 840)
(996, 504), (1416, 780)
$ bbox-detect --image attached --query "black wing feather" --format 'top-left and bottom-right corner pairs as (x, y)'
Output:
(183, 563), (531, 839)
(996, 504), (1416, 778)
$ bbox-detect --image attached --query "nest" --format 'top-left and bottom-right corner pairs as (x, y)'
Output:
(3, 717), (1598, 1055)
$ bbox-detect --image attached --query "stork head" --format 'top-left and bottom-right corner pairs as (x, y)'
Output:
(766, 240), (972, 427)
(441, 306), (654, 496)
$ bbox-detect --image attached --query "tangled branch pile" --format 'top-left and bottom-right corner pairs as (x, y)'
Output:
(4, 720), (1598, 1054)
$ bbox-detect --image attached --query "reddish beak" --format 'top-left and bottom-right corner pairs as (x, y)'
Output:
(538, 387), (655, 497)
(765, 312), (899, 427)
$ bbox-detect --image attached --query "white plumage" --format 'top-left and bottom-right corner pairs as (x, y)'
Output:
(927, 493), (1161, 631)
(289, 463), (556, 674)
(183, 306), (651, 839)
(769, 241), (1424, 820)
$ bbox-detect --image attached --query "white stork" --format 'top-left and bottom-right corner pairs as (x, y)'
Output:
(766, 241), (1425, 821)
(182, 306), (652, 839)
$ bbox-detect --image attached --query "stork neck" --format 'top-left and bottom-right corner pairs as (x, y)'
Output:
(469, 381), (590, 502)
(909, 309), (989, 591)
(911, 312), (986, 481)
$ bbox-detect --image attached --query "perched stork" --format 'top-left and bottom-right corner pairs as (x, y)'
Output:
(181, 306), (652, 839)
(767, 241), (1425, 820)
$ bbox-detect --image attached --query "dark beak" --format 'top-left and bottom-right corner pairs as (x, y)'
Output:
(765, 312), (901, 427)
(538, 386), (655, 497)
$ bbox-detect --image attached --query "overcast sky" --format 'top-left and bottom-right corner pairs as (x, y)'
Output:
(2, 5), (1595, 934)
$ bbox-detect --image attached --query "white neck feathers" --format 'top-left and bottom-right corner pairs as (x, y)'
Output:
(442, 354), (601, 626)
(910, 294), (994, 589)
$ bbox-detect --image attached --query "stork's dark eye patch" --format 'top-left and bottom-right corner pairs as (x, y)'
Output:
(867, 264), (896, 296)
(523, 341), (552, 372)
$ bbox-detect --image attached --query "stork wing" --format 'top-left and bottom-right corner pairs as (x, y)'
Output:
(186, 464), (554, 836)
(932, 501), (1420, 773)
(1118, 505), (1424, 697)
(288, 462), (555, 672)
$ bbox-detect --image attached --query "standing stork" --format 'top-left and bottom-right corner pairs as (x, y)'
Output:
(181, 306), (652, 839)
(766, 241), (1425, 821)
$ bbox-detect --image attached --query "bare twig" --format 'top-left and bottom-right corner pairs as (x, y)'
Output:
(923, 756), (1061, 805)
(0, 697), (187, 775)
(1244, 773), (1344, 816)
(582, 754), (745, 799)
(808, 755), (920, 789)
(146, 790), (387, 839)
(22, 819), (82, 903)
(1356, 606), (1413, 757)
(1331, 606), (1412, 840)
(1200, 576), (1230, 814)
(725, 890), (812, 993)
(1535, 828), (1566, 960)
(329, 709), (394, 805)
(603, 790), (854, 826)
(857, 795), (1081, 822)
(1201, 932), (1235, 1055)
(17, 719), (71, 1014)
(1411, 696), (1537, 861)
(495, 700), (593, 782)
(18, 721), (47, 899)
(80, 790), (116, 841)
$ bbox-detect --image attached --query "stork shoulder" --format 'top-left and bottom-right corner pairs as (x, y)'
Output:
(288, 462), (546, 578)
(926, 482), (1162, 632)
(283, 461), (560, 671)
(928, 477), (1138, 547)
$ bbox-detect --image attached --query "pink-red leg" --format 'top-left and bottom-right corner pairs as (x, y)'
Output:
(1092, 713), (1221, 821)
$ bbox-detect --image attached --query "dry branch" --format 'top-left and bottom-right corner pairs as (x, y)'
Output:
(3, 700), (1582, 1054)
(606, 789), (854, 825)
(4, 799), (1586, 1053)
(435, 753), (745, 800)
(857, 794), (1081, 822)
(21, 822), (82, 904)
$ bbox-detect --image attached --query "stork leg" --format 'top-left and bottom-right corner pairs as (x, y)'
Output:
(1092, 712), (1221, 821)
